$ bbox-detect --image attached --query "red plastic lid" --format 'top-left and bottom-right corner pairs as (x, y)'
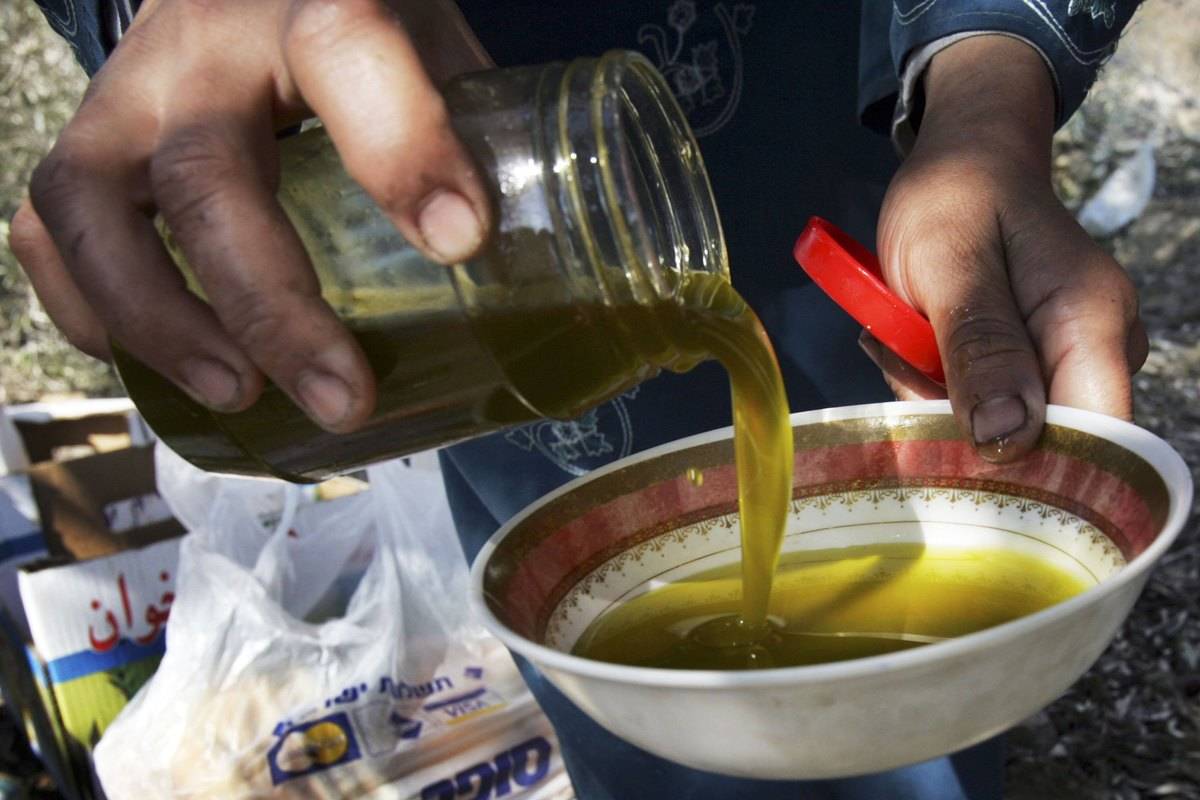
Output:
(793, 217), (945, 385)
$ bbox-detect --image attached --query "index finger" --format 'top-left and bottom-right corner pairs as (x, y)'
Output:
(1027, 274), (1142, 421)
(1009, 216), (1143, 421)
(8, 198), (109, 360)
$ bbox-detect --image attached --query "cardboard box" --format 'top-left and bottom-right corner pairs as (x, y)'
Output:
(28, 447), (182, 561)
(1, 400), (158, 633)
(6, 399), (150, 467)
(0, 403), (176, 799)
(19, 535), (181, 800)
(14, 445), (182, 798)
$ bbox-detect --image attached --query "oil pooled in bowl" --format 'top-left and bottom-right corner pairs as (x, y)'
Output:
(573, 543), (1093, 669)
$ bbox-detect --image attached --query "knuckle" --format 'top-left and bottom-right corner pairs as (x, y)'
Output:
(220, 295), (297, 361)
(146, 0), (238, 34)
(944, 313), (1031, 376)
(63, 324), (111, 360)
(150, 127), (238, 223)
(284, 0), (383, 53)
(1104, 283), (1141, 331)
(177, 0), (229, 16)
(7, 203), (44, 266)
(1100, 269), (1140, 321)
(1043, 269), (1140, 335)
(29, 146), (94, 221)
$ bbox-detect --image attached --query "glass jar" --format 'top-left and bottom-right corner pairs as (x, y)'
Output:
(116, 51), (728, 482)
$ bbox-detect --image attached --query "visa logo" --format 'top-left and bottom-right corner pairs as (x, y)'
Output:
(424, 688), (497, 721)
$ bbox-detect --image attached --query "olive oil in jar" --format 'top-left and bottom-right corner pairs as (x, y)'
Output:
(118, 52), (737, 483)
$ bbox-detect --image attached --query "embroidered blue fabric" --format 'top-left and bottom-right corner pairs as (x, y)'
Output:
(35, 0), (1140, 127)
(886, 0), (1140, 128)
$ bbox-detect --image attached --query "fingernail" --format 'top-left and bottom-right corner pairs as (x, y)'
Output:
(971, 395), (1027, 444)
(297, 370), (353, 429)
(180, 358), (241, 410)
(418, 190), (484, 264)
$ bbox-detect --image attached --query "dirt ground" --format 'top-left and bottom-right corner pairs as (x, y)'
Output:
(1, 1), (1198, 798)
(1004, 3), (1200, 797)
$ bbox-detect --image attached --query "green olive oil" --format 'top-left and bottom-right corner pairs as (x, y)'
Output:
(573, 543), (1093, 670)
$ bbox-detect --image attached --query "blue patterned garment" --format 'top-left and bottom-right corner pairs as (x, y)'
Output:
(886, 0), (1139, 127)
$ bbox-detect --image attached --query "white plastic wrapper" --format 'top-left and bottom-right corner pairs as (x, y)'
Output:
(1078, 142), (1157, 237)
(95, 446), (571, 799)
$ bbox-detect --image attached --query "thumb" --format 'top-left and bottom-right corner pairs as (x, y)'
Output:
(885, 226), (1046, 463)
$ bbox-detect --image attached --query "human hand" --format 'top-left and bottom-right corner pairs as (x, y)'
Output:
(869, 35), (1147, 462)
(8, 0), (491, 432)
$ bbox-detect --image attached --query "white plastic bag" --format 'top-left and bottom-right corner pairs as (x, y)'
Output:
(95, 447), (571, 799)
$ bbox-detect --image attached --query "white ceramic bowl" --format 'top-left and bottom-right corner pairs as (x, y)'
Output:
(471, 401), (1192, 779)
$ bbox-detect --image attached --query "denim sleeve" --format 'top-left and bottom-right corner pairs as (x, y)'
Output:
(33, 0), (138, 77)
(888, 1), (1142, 128)
(859, 2), (901, 136)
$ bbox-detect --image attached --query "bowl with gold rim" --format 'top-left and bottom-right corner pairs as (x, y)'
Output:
(470, 400), (1192, 779)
